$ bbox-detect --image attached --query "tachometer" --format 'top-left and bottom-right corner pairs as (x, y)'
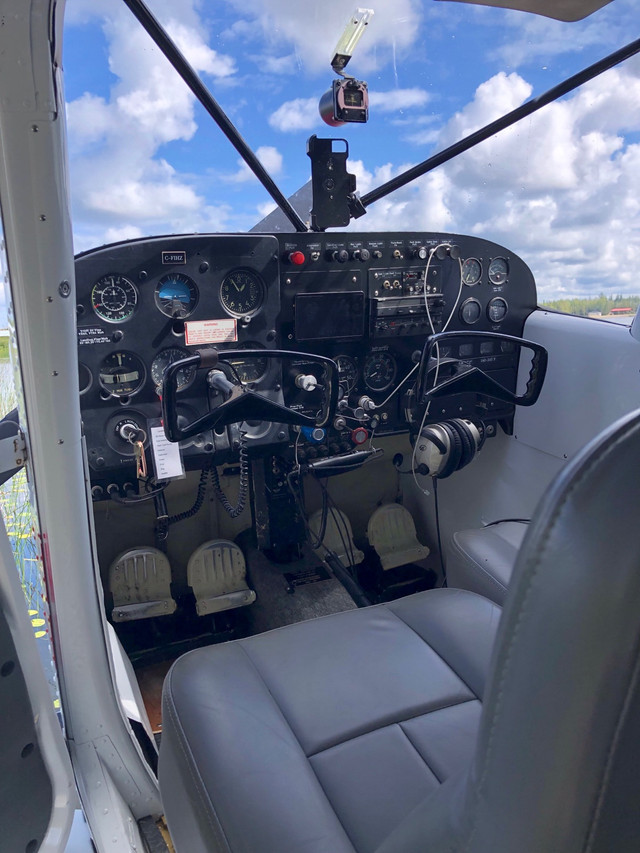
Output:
(151, 347), (196, 392)
(488, 257), (509, 285)
(461, 258), (482, 286)
(91, 274), (138, 323)
(363, 352), (397, 393)
(220, 270), (264, 317)
(154, 273), (198, 319)
(223, 342), (268, 385)
(336, 355), (358, 393)
(98, 351), (145, 397)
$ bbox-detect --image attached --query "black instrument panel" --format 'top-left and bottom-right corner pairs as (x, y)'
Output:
(75, 231), (537, 485)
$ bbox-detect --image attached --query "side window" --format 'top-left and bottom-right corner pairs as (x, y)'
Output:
(540, 295), (639, 325)
(0, 234), (60, 708)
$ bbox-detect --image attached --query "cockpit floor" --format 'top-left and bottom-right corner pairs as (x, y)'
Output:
(135, 545), (357, 733)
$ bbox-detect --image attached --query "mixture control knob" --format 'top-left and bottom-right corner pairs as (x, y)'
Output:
(352, 248), (371, 262)
(295, 373), (318, 392)
(412, 246), (428, 260)
(351, 427), (369, 445)
(332, 249), (349, 263)
(358, 395), (376, 412)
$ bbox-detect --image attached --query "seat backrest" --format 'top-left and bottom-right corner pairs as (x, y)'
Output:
(377, 408), (640, 853)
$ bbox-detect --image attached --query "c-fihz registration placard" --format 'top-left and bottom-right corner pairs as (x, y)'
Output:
(184, 319), (237, 345)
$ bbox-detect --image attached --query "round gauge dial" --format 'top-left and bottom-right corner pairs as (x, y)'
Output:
(91, 274), (138, 323)
(363, 352), (397, 393)
(487, 297), (508, 323)
(335, 355), (358, 393)
(460, 298), (482, 325)
(223, 342), (268, 385)
(461, 257), (482, 286)
(488, 257), (509, 285)
(154, 273), (198, 319)
(220, 270), (264, 317)
(151, 347), (196, 392)
(78, 363), (92, 395)
(98, 351), (145, 397)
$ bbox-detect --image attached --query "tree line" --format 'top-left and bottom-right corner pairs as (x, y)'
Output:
(540, 294), (640, 316)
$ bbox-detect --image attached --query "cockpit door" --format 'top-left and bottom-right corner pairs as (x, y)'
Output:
(0, 508), (76, 852)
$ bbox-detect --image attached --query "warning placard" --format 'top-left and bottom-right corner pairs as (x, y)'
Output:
(185, 318), (237, 346)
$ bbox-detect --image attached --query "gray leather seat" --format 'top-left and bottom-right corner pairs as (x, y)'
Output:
(160, 409), (640, 853)
(447, 520), (528, 604)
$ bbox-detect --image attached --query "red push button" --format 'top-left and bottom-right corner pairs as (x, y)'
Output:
(351, 427), (369, 445)
(288, 251), (306, 265)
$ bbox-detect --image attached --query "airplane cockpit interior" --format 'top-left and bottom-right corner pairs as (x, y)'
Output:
(1, 0), (640, 852)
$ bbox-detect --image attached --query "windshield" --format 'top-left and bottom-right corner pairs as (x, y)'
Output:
(62, 0), (639, 309)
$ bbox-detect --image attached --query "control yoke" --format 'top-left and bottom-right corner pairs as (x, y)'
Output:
(418, 331), (548, 407)
(162, 347), (339, 443)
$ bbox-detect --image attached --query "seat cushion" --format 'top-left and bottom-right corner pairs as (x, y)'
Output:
(159, 588), (501, 853)
(447, 521), (529, 605)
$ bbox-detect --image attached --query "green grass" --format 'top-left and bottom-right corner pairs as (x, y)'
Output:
(0, 338), (8, 360)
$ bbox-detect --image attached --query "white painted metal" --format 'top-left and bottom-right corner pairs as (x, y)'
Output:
(407, 307), (640, 567)
(515, 310), (640, 461)
(0, 1), (161, 849)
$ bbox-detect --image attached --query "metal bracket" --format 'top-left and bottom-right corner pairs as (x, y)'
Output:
(307, 135), (360, 230)
(0, 430), (27, 480)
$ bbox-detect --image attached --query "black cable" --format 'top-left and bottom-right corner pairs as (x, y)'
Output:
(432, 477), (447, 588)
(484, 518), (530, 527)
(109, 481), (167, 505)
(210, 432), (249, 518)
(120, 0), (308, 233)
(167, 461), (211, 525)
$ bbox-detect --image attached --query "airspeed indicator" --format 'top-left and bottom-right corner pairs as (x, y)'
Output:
(91, 274), (138, 323)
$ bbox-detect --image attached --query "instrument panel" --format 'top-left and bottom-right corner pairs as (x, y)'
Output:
(75, 231), (537, 490)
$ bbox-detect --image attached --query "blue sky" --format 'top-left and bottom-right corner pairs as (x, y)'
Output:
(59, 0), (640, 301)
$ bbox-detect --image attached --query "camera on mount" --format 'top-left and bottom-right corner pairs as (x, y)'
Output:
(319, 78), (369, 127)
(318, 8), (373, 127)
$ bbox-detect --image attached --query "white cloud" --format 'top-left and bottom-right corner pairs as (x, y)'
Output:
(347, 61), (640, 299)
(66, 0), (237, 241)
(225, 0), (423, 73)
(369, 88), (430, 113)
(227, 146), (284, 182)
(269, 97), (321, 132)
